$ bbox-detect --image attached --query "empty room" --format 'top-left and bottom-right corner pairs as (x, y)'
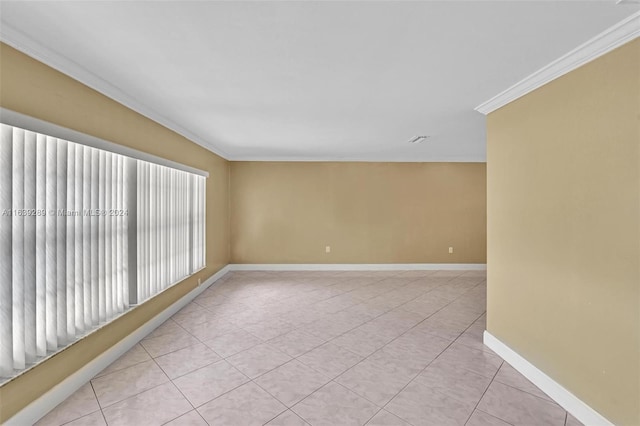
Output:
(0, 1), (638, 426)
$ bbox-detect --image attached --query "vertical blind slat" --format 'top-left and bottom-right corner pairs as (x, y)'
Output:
(98, 151), (105, 323)
(74, 144), (84, 333)
(82, 147), (92, 329)
(56, 140), (68, 346)
(12, 128), (25, 370)
(45, 136), (57, 351)
(35, 134), (47, 357)
(23, 131), (37, 364)
(66, 143), (76, 340)
(0, 125), (13, 377)
(90, 149), (99, 325)
(159, 168), (163, 288)
(105, 154), (112, 320)
(116, 156), (123, 313)
(137, 163), (143, 302)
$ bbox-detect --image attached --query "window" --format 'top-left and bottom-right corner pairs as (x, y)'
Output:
(0, 112), (206, 380)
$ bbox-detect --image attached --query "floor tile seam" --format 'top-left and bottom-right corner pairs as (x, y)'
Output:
(196, 329), (261, 357)
(161, 377), (199, 410)
(159, 409), (209, 426)
(461, 355), (504, 425)
(189, 374), (288, 426)
(92, 357), (151, 381)
(141, 322), (188, 342)
(413, 281), (486, 324)
(182, 373), (252, 411)
(150, 272), (484, 426)
(258, 405), (291, 426)
(389, 276), (465, 311)
(91, 348), (169, 405)
(224, 348), (292, 380)
(142, 339), (207, 361)
(188, 323), (246, 344)
(361, 407), (386, 426)
(93, 380), (170, 412)
(160, 356), (226, 392)
(250, 376), (297, 409)
(375, 310), (486, 418)
(265, 336), (327, 359)
(238, 324), (296, 343)
(318, 295), (466, 391)
(452, 339), (494, 355)
(374, 283), (479, 340)
(250, 370), (328, 417)
(427, 311), (498, 380)
(490, 378), (560, 407)
(473, 408), (517, 426)
(287, 379), (376, 423)
(162, 335), (240, 374)
(63, 382), (107, 426)
(139, 330), (202, 346)
(55, 408), (103, 426)
(263, 410), (309, 426)
(329, 375), (393, 410)
(172, 312), (223, 330)
(292, 347), (362, 379)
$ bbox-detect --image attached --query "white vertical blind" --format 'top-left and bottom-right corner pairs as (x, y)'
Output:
(0, 122), (206, 379)
(136, 163), (206, 304)
(0, 124), (131, 378)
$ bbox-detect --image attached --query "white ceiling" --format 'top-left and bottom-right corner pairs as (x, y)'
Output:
(0, 1), (637, 162)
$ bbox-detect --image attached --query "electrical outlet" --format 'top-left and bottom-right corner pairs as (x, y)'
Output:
(325, 246), (331, 253)
(198, 278), (201, 286)
(448, 247), (454, 254)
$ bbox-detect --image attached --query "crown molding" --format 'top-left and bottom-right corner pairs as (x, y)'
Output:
(0, 22), (231, 160)
(475, 11), (640, 115)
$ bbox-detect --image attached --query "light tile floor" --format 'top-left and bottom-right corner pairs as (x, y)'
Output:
(36, 270), (583, 426)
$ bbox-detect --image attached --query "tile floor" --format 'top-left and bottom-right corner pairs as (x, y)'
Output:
(36, 270), (582, 426)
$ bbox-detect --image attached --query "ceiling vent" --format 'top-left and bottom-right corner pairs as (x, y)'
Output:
(408, 136), (430, 144)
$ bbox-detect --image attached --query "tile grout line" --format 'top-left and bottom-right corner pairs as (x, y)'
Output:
(491, 375), (563, 407)
(220, 277), (450, 421)
(362, 307), (489, 426)
(246, 271), (471, 421)
(88, 380), (109, 425)
(249, 272), (420, 423)
(45, 271), (488, 426)
(289, 274), (479, 425)
(461, 357), (505, 425)
(240, 272), (483, 424)
(196, 272), (415, 424)
(90, 343), (174, 422)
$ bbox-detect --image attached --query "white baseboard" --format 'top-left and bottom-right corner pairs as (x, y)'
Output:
(483, 331), (613, 426)
(228, 263), (486, 271)
(6, 265), (232, 426)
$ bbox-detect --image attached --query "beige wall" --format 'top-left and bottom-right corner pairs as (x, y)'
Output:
(231, 161), (486, 264)
(0, 43), (230, 422)
(487, 39), (639, 425)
